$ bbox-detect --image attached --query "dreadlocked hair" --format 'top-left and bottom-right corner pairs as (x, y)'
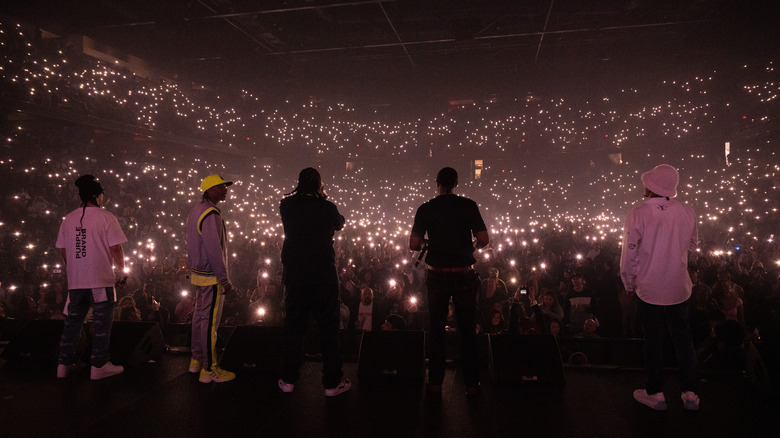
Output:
(74, 174), (103, 228)
(284, 167), (325, 199)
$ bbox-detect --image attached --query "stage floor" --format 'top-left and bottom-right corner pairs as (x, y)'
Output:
(1, 350), (777, 438)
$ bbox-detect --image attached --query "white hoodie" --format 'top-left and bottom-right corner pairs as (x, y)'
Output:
(620, 197), (698, 305)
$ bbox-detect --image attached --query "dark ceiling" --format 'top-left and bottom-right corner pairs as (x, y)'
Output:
(2, 0), (780, 107)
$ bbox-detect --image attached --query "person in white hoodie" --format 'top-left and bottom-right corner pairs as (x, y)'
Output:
(620, 164), (701, 411)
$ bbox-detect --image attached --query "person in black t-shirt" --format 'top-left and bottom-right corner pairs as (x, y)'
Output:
(278, 168), (351, 397)
(563, 273), (595, 336)
(410, 167), (489, 396)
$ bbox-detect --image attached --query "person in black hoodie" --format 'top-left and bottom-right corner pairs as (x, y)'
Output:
(278, 167), (351, 397)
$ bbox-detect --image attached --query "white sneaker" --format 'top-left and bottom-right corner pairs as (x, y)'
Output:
(91, 362), (124, 380)
(681, 391), (700, 411)
(57, 363), (78, 379)
(324, 379), (352, 397)
(188, 358), (202, 373)
(633, 389), (667, 411)
(278, 379), (295, 393)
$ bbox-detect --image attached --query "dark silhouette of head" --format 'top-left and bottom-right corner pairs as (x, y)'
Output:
(75, 174), (104, 204)
(436, 167), (458, 192)
(287, 167), (325, 198)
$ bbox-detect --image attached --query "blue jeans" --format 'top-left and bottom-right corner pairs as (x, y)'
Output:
(281, 279), (343, 389)
(636, 297), (698, 394)
(426, 270), (481, 386)
(59, 288), (116, 367)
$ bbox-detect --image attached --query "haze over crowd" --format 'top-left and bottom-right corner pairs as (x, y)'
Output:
(1, 17), (778, 340)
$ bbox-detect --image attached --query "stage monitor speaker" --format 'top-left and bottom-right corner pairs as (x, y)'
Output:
(339, 329), (363, 362)
(607, 338), (644, 368)
(1, 317), (29, 342)
(220, 325), (282, 372)
(303, 328), (363, 361)
(557, 338), (608, 365)
(489, 334), (565, 386)
(1, 319), (81, 364)
(110, 321), (165, 367)
(161, 323), (192, 352)
(437, 332), (491, 365)
(358, 330), (425, 380)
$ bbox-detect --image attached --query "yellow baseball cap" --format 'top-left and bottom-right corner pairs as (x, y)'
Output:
(200, 174), (233, 192)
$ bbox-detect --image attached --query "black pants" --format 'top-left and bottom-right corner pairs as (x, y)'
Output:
(426, 270), (481, 386)
(281, 281), (343, 389)
(636, 298), (698, 394)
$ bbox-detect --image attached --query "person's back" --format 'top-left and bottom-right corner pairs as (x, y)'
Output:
(185, 197), (229, 286)
(278, 167), (351, 397)
(621, 197), (696, 305)
(409, 167), (489, 396)
(56, 174), (127, 381)
(620, 164), (701, 412)
(280, 194), (344, 280)
(415, 194), (483, 268)
(59, 206), (125, 290)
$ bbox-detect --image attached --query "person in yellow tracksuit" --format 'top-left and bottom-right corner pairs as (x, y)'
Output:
(186, 174), (235, 383)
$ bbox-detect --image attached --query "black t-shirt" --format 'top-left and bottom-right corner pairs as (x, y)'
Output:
(563, 286), (594, 334)
(280, 194), (345, 285)
(411, 194), (487, 268)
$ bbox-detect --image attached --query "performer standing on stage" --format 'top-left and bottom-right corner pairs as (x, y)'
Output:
(620, 164), (700, 411)
(187, 174), (236, 383)
(278, 167), (351, 397)
(409, 167), (489, 396)
(56, 174), (127, 380)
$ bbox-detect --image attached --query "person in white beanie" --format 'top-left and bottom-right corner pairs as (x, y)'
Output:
(620, 164), (701, 411)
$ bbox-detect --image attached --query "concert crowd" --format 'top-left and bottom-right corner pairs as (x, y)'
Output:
(1, 17), (779, 370)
